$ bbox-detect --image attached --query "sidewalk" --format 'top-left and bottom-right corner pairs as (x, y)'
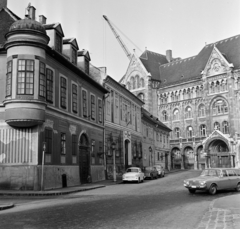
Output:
(197, 194), (240, 229)
(0, 168), (183, 211)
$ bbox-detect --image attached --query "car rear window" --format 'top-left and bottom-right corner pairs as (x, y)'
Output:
(126, 168), (138, 173)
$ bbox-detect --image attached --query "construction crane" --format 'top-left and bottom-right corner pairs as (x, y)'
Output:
(103, 15), (132, 60)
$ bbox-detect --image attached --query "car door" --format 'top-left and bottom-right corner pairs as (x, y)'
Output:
(227, 169), (237, 189)
(217, 169), (230, 190)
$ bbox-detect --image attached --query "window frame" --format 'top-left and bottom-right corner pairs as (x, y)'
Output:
(55, 32), (62, 53)
(61, 133), (66, 155)
(82, 89), (88, 118)
(72, 82), (78, 113)
(60, 76), (67, 109)
(39, 61), (46, 98)
(98, 98), (103, 123)
(6, 60), (12, 97)
(46, 68), (54, 103)
(90, 93), (96, 120)
(17, 59), (34, 95)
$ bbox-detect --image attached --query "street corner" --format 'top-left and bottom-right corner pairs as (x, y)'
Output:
(213, 193), (240, 211)
(0, 203), (14, 211)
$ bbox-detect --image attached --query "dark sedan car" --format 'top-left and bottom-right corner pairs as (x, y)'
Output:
(184, 168), (240, 195)
(144, 166), (158, 180)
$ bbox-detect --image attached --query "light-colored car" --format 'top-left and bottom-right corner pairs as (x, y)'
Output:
(184, 168), (240, 195)
(144, 166), (158, 180)
(122, 167), (144, 183)
(153, 165), (165, 178)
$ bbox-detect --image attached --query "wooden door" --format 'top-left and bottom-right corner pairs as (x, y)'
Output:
(79, 146), (90, 184)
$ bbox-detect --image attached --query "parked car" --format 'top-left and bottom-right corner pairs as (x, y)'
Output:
(122, 167), (144, 183)
(144, 166), (158, 180)
(153, 165), (165, 178)
(183, 168), (240, 195)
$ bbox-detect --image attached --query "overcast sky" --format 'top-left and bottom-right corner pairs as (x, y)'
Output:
(8, 0), (240, 81)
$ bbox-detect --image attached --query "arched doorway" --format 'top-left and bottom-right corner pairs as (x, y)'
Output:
(171, 147), (181, 169)
(208, 139), (231, 168)
(79, 134), (90, 184)
(124, 140), (130, 169)
(183, 146), (194, 169)
(196, 145), (205, 170)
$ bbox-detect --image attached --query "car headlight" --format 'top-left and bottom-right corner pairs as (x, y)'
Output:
(200, 181), (206, 185)
(184, 180), (189, 185)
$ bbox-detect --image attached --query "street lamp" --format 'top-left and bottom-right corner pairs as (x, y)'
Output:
(111, 142), (116, 182)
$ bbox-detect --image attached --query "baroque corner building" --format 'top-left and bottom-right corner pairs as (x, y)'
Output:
(0, 5), (108, 190)
(121, 37), (240, 170)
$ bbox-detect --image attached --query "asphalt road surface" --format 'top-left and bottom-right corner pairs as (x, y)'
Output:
(0, 170), (237, 229)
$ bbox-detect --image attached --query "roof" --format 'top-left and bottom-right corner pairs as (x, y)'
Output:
(63, 38), (79, 50)
(78, 49), (91, 61)
(159, 34), (240, 87)
(142, 108), (172, 132)
(139, 50), (169, 80)
(43, 22), (64, 37)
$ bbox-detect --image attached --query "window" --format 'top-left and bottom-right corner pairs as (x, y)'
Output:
(214, 122), (220, 130)
(186, 126), (193, 138)
(162, 110), (168, 121)
(39, 62), (46, 98)
(91, 94), (96, 120)
(222, 121), (229, 134)
(46, 69), (53, 103)
(72, 48), (77, 65)
(6, 60), (12, 97)
(61, 133), (66, 155)
(45, 129), (53, 154)
(55, 32), (62, 53)
(85, 58), (89, 74)
(140, 78), (144, 87)
(198, 104), (205, 117)
(97, 99), (102, 123)
(82, 90), (87, 117)
(200, 124), (207, 137)
(72, 84), (78, 113)
(130, 77), (134, 89)
(185, 106), (192, 119)
(17, 59), (34, 95)
(60, 77), (67, 109)
(212, 99), (228, 115)
(173, 109), (179, 121)
(174, 127), (180, 138)
(136, 75), (140, 88)
(72, 134), (77, 155)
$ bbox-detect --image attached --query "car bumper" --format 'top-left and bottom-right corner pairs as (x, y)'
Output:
(123, 178), (139, 181)
(183, 184), (207, 190)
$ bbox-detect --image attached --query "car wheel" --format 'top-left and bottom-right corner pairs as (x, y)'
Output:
(209, 184), (217, 195)
(236, 183), (240, 192)
(188, 189), (196, 194)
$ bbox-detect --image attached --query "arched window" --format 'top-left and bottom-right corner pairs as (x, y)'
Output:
(140, 78), (145, 88)
(175, 91), (179, 101)
(185, 106), (192, 119)
(183, 89), (187, 100)
(186, 126), (193, 138)
(214, 122), (220, 130)
(126, 82), (131, 90)
(216, 81), (220, 93)
(200, 124), (207, 137)
(187, 88), (191, 99)
(173, 109), (179, 121)
(198, 104), (205, 117)
(130, 77), (134, 89)
(137, 93), (144, 102)
(135, 75), (140, 88)
(185, 147), (194, 159)
(160, 95), (164, 104)
(171, 92), (175, 102)
(212, 99), (228, 115)
(222, 121), (229, 134)
(162, 110), (168, 122)
(174, 127), (180, 138)
(196, 86), (200, 97)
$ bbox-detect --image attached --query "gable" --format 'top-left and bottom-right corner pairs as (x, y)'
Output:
(203, 46), (233, 77)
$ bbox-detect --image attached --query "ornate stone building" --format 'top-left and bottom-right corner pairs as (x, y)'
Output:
(120, 35), (240, 170)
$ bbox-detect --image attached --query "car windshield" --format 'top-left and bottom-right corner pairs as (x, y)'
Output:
(126, 168), (138, 173)
(145, 167), (152, 171)
(200, 169), (220, 177)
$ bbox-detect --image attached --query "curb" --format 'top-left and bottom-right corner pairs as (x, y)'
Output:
(0, 203), (14, 211)
(0, 185), (106, 197)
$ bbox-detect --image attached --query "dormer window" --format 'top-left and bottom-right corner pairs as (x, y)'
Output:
(85, 57), (89, 74)
(72, 47), (77, 65)
(55, 32), (62, 53)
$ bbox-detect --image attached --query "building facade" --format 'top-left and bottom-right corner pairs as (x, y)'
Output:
(120, 36), (240, 170)
(103, 76), (144, 179)
(0, 3), (108, 190)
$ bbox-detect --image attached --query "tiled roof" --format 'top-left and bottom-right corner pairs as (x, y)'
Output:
(159, 34), (240, 87)
(142, 108), (172, 132)
(139, 50), (169, 80)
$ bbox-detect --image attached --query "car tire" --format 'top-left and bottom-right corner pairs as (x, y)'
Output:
(188, 189), (196, 194)
(209, 184), (217, 195)
(236, 183), (240, 192)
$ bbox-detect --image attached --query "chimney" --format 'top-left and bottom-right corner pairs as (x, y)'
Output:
(29, 6), (36, 20)
(39, 15), (47, 24)
(166, 50), (172, 63)
(0, 0), (7, 9)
